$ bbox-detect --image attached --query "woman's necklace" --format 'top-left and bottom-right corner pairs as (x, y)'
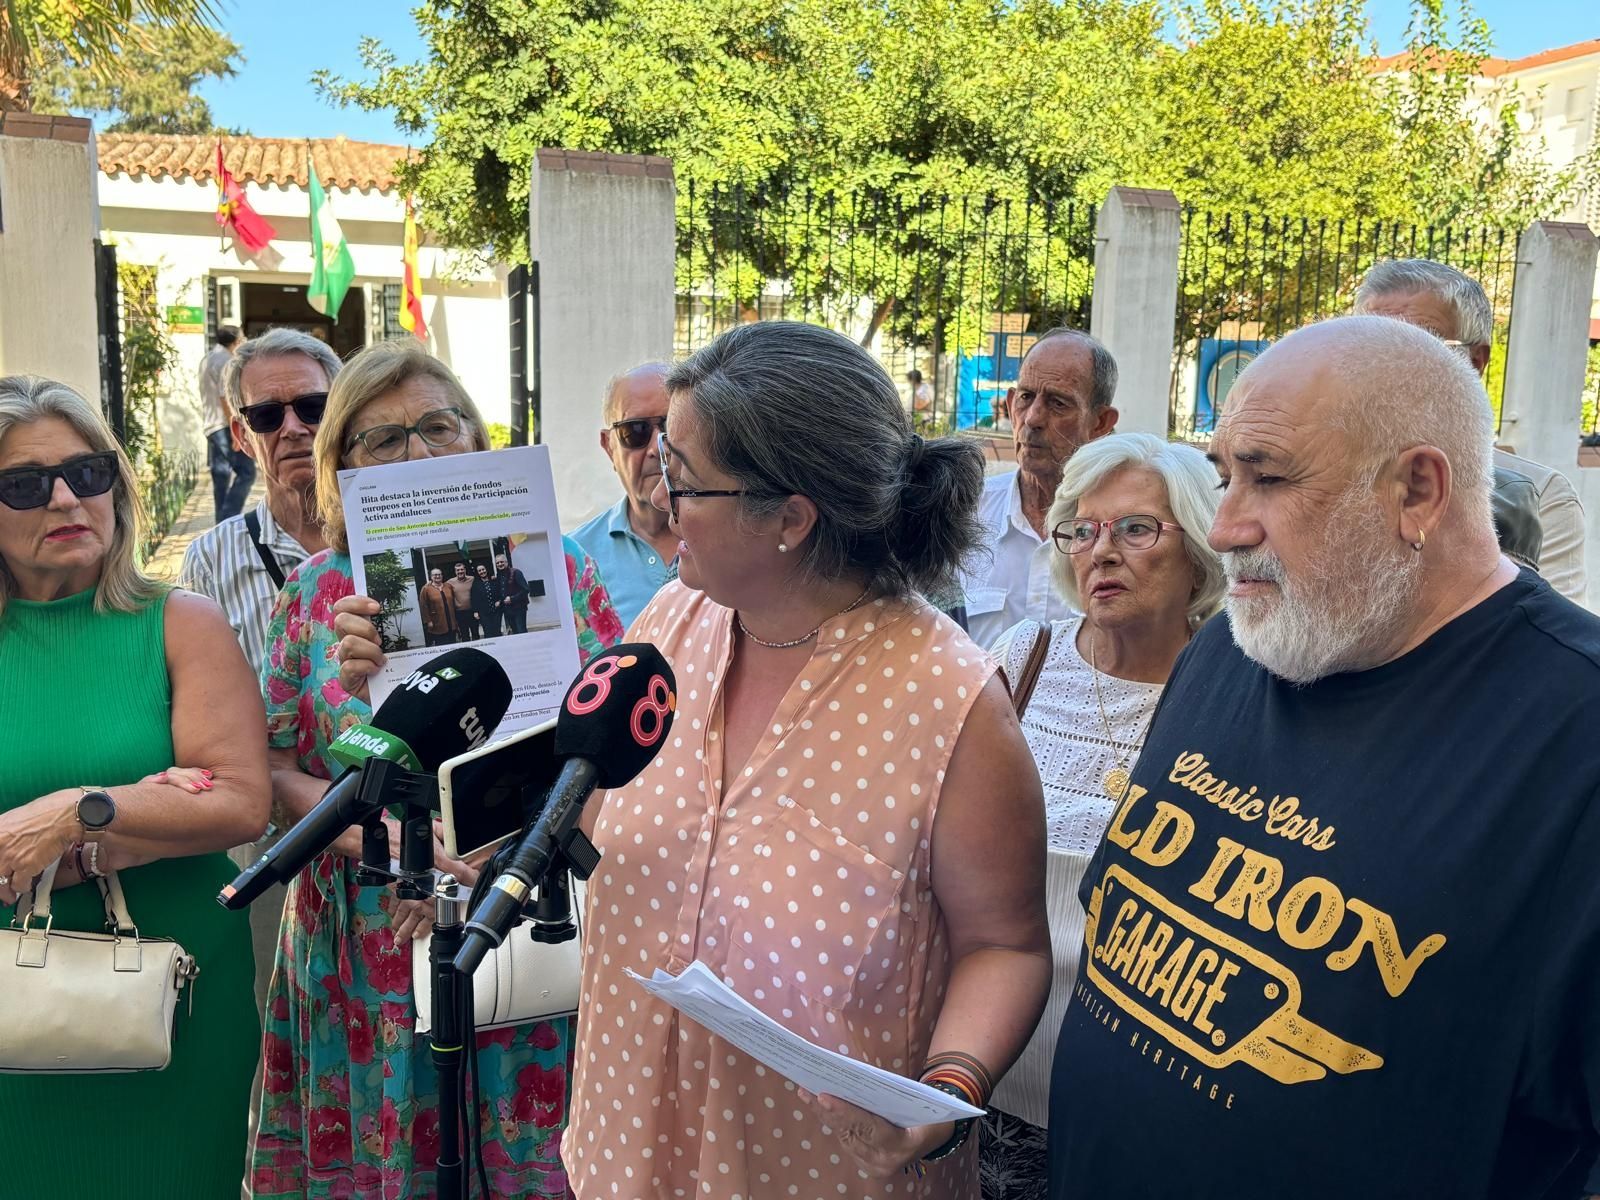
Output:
(736, 585), (873, 650)
(1088, 629), (1158, 803)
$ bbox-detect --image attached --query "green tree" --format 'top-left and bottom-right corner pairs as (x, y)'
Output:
(313, 0), (1595, 366)
(0, 0), (220, 111)
(363, 550), (415, 652)
(33, 17), (241, 134)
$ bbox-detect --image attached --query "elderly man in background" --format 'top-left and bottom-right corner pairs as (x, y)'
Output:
(1355, 258), (1587, 603)
(958, 328), (1119, 647)
(199, 324), (256, 523)
(1047, 317), (1600, 1200)
(571, 362), (676, 629)
(181, 327), (338, 674)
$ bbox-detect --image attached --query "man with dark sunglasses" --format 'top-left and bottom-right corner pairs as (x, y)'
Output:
(199, 325), (256, 524)
(571, 361), (678, 628)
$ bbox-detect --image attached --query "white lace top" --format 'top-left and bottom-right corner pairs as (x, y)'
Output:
(989, 615), (1165, 1128)
(995, 615), (1165, 855)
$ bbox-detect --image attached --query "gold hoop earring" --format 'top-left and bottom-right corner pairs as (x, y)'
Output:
(1410, 527), (1426, 553)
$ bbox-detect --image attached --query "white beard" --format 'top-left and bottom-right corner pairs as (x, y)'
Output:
(1223, 486), (1424, 684)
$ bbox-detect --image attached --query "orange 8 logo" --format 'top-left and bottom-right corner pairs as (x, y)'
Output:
(630, 675), (674, 747)
(567, 654), (622, 716)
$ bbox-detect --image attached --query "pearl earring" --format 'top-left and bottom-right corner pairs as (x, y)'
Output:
(777, 543), (789, 554)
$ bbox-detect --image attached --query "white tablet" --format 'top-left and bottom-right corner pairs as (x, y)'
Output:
(436, 717), (559, 858)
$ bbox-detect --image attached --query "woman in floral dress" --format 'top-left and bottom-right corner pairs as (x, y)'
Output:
(248, 342), (624, 1199)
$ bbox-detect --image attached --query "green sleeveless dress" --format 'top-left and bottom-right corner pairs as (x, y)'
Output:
(0, 588), (257, 1197)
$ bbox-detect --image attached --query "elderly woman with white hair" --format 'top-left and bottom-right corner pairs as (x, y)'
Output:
(979, 431), (1224, 1199)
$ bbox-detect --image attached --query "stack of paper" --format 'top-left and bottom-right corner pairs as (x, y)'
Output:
(627, 960), (984, 1129)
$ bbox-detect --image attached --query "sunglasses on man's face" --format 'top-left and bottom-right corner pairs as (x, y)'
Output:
(610, 416), (668, 451)
(0, 451), (118, 511)
(238, 392), (328, 435)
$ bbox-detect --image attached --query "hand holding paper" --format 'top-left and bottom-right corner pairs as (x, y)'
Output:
(627, 960), (983, 1129)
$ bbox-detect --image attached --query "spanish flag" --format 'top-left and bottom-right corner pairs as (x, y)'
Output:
(214, 140), (277, 256)
(399, 196), (428, 341)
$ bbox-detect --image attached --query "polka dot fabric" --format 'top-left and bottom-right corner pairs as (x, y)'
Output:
(562, 581), (997, 1199)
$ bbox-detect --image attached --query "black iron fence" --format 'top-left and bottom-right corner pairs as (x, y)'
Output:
(1171, 211), (1521, 440)
(676, 182), (1096, 434)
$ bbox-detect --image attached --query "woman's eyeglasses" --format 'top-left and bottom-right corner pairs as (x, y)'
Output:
(656, 433), (744, 521)
(0, 451), (118, 511)
(610, 415), (667, 451)
(347, 407), (466, 462)
(238, 392), (328, 434)
(1054, 514), (1184, 555)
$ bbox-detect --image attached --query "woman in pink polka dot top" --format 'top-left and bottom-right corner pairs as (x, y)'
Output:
(561, 322), (1052, 1199)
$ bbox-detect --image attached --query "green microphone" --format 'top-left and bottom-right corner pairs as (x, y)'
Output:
(327, 722), (423, 774)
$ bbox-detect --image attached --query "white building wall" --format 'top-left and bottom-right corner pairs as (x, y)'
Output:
(96, 172), (512, 460)
(0, 129), (101, 400)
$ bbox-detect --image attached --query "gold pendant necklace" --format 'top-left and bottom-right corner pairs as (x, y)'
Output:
(1088, 630), (1155, 803)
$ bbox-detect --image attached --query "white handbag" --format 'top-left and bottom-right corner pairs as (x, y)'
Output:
(0, 861), (198, 1073)
(413, 878), (584, 1034)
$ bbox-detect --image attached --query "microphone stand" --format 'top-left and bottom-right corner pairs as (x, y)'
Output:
(366, 771), (599, 1200)
(347, 761), (476, 1200)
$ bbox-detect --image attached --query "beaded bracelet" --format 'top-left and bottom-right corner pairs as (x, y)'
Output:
(919, 1079), (978, 1163)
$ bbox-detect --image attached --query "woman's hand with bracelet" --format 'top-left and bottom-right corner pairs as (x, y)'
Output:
(798, 1090), (955, 1179)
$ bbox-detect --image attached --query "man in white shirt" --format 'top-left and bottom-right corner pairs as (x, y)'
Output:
(960, 329), (1120, 647)
(200, 325), (255, 523)
(1355, 258), (1588, 605)
(181, 327), (340, 674)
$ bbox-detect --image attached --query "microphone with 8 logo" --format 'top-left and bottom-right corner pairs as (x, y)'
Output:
(454, 643), (678, 974)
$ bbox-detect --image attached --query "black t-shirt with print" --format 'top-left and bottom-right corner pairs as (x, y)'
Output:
(1048, 571), (1600, 1200)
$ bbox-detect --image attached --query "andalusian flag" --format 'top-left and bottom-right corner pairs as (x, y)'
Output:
(307, 152), (355, 319)
(399, 196), (428, 341)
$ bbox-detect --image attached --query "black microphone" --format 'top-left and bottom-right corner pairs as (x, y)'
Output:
(219, 647), (514, 910)
(455, 644), (677, 973)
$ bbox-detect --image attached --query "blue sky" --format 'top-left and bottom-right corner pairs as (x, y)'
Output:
(200, 0), (1596, 143)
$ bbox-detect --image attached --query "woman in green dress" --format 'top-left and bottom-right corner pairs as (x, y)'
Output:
(0, 375), (270, 1197)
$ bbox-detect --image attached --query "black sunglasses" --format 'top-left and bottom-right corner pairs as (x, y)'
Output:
(610, 415), (667, 451)
(238, 392), (328, 434)
(0, 451), (118, 511)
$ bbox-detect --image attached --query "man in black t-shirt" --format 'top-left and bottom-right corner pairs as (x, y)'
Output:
(1048, 317), (1600, 1200)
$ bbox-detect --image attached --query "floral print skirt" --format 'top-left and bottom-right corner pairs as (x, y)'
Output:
(249, 852), (572, 1199)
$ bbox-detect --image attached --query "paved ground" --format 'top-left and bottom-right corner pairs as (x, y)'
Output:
(145, 479), (266, 585)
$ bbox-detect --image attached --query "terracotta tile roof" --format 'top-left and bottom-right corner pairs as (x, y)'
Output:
(1374, 37), (1600, 78)
(96, 133), (409, 192)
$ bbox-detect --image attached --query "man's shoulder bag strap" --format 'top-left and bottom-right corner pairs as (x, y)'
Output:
(242, 508), (288, 590)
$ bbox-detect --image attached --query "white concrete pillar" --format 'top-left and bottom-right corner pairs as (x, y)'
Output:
(1500, 220), (1599, 476)
(0, 114), (101, 402)
(1089, 187), (1182, 438)
(529, 149), (676, 529)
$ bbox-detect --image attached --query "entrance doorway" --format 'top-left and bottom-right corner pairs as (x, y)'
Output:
(240, 281), (366, 359)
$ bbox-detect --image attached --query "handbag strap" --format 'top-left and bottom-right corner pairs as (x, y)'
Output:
(243, 507), (288, 590)
(1008, 620), (1053, 718)
(15, 862), (133, 934)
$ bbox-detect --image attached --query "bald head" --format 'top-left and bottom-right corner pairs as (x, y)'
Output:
(603, 362), (671, 426)
(1226, 316), (1494, 535)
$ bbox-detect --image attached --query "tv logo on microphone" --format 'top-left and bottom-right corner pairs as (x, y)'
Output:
(459, 706), (488, 748)
(402, 665), (462, 694)
(566, 652), (676, 749)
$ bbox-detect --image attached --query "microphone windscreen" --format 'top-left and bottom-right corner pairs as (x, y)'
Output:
(371, 646), (513, 770)
(554, 643), (677, 789)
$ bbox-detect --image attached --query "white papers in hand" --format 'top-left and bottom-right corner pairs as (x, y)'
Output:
(626, 960), (983, 1129)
